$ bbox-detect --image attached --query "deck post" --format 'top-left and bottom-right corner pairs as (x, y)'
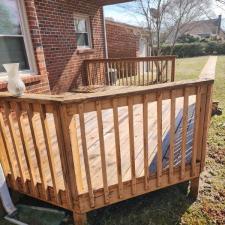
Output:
(73, 212), (87, 225)
(189, 177), (200, 199)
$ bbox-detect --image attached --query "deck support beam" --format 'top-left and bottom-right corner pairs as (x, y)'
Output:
(73, 212), (87, 225)
(189, 177), (200, 199)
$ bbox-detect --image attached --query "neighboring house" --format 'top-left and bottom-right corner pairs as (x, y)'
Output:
(106, 19), (151, 58)
(179, 15), (225, 40)
(0, 0), (134, 94)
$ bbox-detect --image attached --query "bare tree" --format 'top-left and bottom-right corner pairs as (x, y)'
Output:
(215, 0), (225, 11)
(120, 0), (212, 56)
(216, 0), (225, 4)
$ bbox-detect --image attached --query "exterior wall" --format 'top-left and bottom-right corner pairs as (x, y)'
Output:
(106, 21), (139, 58)
(0, 0), (50, 94)
(0, 0), (106, 94)
(31, 0), (106, 93)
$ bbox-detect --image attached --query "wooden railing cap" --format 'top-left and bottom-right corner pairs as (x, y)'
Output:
(84, 55), (176, 62)
(0, 78), (214, 105)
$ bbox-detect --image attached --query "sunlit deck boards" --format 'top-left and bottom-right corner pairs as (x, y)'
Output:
(1, 94), (196, 195)
(75, 96), (196, 192)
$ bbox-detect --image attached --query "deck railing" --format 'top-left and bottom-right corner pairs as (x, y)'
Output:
(84, 56), (176, 86)
(0, 78), (213, 215)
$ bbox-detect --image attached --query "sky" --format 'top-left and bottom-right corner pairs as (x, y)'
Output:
(104, 1), (225, 28)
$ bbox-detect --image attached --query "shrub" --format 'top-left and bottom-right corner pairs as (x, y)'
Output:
(160, 42), (225, 58)
(177, 34), (200, 43)
(161, 43), (205, 57)
(205, 42), (219, 54)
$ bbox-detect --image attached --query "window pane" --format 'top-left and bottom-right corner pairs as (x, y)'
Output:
(75, 19), (87, 33)
(0, 37), (29, 72)
(0, 0), (22, 35)
(76, 33), (89, 47)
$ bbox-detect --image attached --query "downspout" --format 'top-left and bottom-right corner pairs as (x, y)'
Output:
(0, 164), (16, 215)
(0, 164), (28, 225)
(102, 7), (110, 84)
(103, 7), (109, 59)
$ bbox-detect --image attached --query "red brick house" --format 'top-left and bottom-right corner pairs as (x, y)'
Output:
(0, 0), (133, 94)
(106, 19), (151, 59)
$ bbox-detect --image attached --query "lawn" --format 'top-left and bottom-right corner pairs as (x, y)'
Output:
(0, 56), (224, 225)
(175, 56), (209, 81)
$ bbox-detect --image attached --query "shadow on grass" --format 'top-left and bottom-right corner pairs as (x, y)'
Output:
(1, 182), (196, 225)
(88, 182), (195, 225)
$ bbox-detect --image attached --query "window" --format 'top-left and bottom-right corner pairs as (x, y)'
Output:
(74, 15), (92, 48)
(0, 0), (36, 75)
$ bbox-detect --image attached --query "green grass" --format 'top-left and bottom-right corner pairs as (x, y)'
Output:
(0, 56), (224, 225)
(175, 56), (209, 81)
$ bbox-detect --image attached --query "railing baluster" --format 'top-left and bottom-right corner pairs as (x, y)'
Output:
(87, 62), (91, 86)
(147, 60), (150, 86)
(129, 61), (132, 85)
(78, 103), (95, 207)
(0, 111), (17, 189)
(191, 87), (201, 176)
(166, 60), (168, 82)
(89, 63), (92, 85)
(124, 61), (129, 86)
(169, 90), (176, 183)
(118, 61), (121, 86)
(156, 93), (163, 187)
(171, 57), (175, 82)
(161, 60), (163, 83)
(25, 103), (47, 200)
(142, 60), (145, 86)
(113, 62), (116, 86)
(151, 60), (154, 84)
(25, 104), (47, 199)
(110, 61), (112, 85)
(0, 126), (9, 176)
(134, 61), (136, 85)
(11, 102), (37, 196)
(181, 88), (189, 179)
(137, 61), (140, 85)
(122, 61), (125, 86)
(143, 94), (149, 190)
(3, 101), (26, 191)
(39, 104), (59, 203)
(112, 99), (123, 198)
(96, 101), (110, 203)
(128, 97), (136, 194)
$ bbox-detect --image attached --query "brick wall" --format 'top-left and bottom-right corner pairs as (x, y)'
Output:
(0, 0), (106, 94)
(32, 0), (106, 93)
(106, 20), (139, 58)
(0, 0), (50, 94)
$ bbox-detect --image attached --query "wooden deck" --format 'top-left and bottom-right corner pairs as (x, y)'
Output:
(0, 78), (213, 221)
(1, 90), (195, 195)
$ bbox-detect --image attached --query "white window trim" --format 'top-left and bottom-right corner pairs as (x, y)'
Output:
(74, 14), (92, 49)
(0, 0), (37, 78)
